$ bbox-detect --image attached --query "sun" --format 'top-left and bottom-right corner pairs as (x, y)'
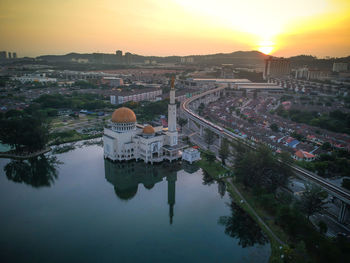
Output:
(258, 46), (274, 55)
(257, 40), (275, 55)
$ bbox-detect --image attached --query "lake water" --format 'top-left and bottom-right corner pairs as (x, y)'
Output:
(0, 142), (270, 263)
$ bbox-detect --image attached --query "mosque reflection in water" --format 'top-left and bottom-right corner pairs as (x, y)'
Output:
(104, 160), (184, 224)
(104, 159), (267, 248)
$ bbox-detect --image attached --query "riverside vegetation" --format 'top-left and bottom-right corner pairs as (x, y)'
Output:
(197, 140), (350, 263)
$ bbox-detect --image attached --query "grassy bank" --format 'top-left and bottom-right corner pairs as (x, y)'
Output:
(196, 159), (227, 179)
(226, 182), (286, 263)
(49, 130), (102, 145)
(197, 158), (285, 263)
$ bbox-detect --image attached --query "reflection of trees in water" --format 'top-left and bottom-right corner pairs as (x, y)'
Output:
(4, 155), (60, 188)
(217, 180), (226, 198)
(218, 201), (268, 248)
(202, 173), (225, 197)
(202, 170), (215, 186)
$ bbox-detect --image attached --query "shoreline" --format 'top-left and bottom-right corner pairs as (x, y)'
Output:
(0, 135), (103, 160)
(0, 147), (52, 159)
(196, 159), (285, 263)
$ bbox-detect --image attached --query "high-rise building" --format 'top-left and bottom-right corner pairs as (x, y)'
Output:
(124, 52), (132, 65)
(8, 52), (12, 59)
(333, 62), (348, 72)
(180, 57), (194, 64)
(263, 57), (291, 80)
(0, 51), (6, 59)
(295, 66), (309, 79)
(115, 50), (122, 64)
(13, 52), (17, 59)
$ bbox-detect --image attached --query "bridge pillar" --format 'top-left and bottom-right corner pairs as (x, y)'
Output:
(218, 136), (222, 147)
(187, 118), (190, 129)
(338, 202), (348, 223)
(199, 125), (203, 136)
(188, 119), (195, 131)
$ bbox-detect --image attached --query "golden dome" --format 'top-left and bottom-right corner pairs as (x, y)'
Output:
(143, 125), (155, 134)
(111, 107), (136, 123)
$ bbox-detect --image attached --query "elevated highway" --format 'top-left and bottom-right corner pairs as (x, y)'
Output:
(181, 86), (350, 223)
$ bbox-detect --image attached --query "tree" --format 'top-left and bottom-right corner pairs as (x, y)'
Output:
(0, 115), (49, 152)
(284, 241), (309, 263)
(234, 145), (292, 192)
(219, 138), (230, 165)
(291, 131), (304, 141)
(204, 128), (215, 148)
(178, 117), (188, 131)
(203, 150), (216, 163)
(182, 136), (190, 145)
(279, 151), (294, 179)
(321, 142), (332, 151)
(270, 123), (279, 132)
(342, 178), (350, 191)
(314, 161), (328, 177)
(300, 184), (328, 219)
(198, 103), (205, 115)
(318, 220), (328, 235)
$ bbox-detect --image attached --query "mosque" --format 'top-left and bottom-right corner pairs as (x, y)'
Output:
(103, 78), (183, 163)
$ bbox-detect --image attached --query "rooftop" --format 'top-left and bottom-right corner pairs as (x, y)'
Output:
(190, 78), (251, 83)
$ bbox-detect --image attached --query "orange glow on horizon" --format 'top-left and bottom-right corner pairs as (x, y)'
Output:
(0, 0), (349, 57)
(258, 46), (274, 55)
(257, 40), (275, 55)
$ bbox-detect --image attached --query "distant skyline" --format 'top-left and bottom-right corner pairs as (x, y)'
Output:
(1, 0), (350, 58)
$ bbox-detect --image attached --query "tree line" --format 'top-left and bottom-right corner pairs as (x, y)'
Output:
(276, 107), (350, 135)
(228, 142), (347, 262)
(200, 131), (347, 262)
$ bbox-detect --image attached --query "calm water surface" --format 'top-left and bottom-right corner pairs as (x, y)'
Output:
(0, 142), (270, 263)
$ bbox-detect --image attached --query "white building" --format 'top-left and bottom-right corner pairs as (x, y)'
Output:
(333, 62), (348, 72)
(263, 57), (291, 80)
(104, 79), (183, 163)
(110, 89), (162, 105)
(181, 57), (194, 63)
(102, 77), (124, 87)
(12, 73), (57, 83)
(181, 78), (251, 91)
(71, 58), (89, 63)
(295, 67), (309, 79)
(182, 148), (201, 164)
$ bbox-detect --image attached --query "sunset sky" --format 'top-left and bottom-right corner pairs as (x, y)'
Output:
(1, 0), (350, 58)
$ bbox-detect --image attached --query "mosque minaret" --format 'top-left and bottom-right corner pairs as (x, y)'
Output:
(166, 77), (178, 146)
